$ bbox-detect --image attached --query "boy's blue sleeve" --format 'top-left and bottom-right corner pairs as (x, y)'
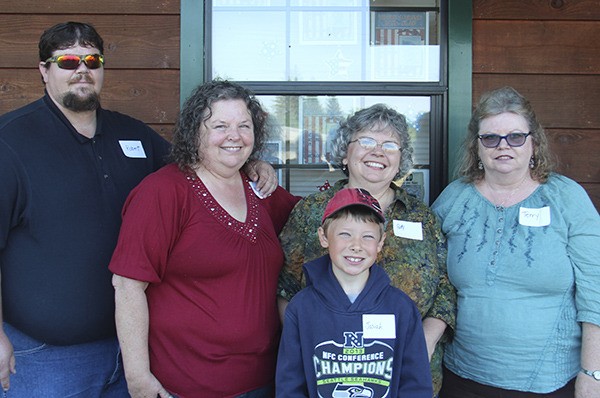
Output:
(275, 305), (309, 398)
(398, 303), (434, 398)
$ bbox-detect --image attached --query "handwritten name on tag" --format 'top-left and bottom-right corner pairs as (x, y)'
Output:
(363, 314), (396, 339)
(393, 220), (423, 240)
(119, 140), (147, 158)
(519, 206), (551, 227)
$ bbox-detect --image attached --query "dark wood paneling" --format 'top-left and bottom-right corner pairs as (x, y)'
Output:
(474, 0), (600, 20)
(580, 183), (600, 210)
(0, 69), (41, 107)
(472, 74), (600, 129)
(148, 124), (175, 142)
(0, 69), (179, 125)
(547, 129), (600, 182)
(473, 20), (600, 74)
(0, 15), (180, 68)
(474, 0), (600, 210)
(1, 0), (179, 14)
(102, 70), (180, 124)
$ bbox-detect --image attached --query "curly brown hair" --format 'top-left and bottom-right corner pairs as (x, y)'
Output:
(169, 80), (270, 172)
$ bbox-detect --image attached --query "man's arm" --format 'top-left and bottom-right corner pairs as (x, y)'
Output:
(243, 159), (278, 197)
(0, 281), (17, 392)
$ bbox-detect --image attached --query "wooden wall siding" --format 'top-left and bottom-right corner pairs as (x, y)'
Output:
(0, 2), (180, 141)
(473, 0), (600, 209)
(473, 0), (600, 20)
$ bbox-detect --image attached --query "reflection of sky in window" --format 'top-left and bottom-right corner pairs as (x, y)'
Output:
(212, 6), (439, 82)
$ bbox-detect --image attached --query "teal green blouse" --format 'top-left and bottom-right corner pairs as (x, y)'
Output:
(432, 174), (600, 393)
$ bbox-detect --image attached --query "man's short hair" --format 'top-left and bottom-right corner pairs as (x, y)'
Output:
(39, 22), (104, 63)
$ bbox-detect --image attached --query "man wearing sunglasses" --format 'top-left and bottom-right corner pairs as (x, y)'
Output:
(0, 22), (171, 397)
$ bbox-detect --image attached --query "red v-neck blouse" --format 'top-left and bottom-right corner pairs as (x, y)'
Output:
(109, 163), (299, 397)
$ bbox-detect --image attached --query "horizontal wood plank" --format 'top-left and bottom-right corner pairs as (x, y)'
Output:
(0, 0), (179, 14)
(0, 15), (180, 69)
(0, 69), (180, 125)
(473, 20), (600, 74)
(547, 129), (600, 182)
(473, 74), (600, 129)
(147, 124), (175, 142)
(474, 0), (600, 20)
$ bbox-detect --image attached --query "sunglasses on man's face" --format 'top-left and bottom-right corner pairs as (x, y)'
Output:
(44, 54), (105, 70)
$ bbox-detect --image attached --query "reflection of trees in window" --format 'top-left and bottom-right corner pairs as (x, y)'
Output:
(302, 96), (324, 116)
(326, 96), (342, 119)
(325, 97), (343, 162)
(273, 95), (299, 128)
(412, 111), (430, 165)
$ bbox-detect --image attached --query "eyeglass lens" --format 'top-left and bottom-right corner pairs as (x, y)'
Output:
(479, 133), (530, 148)
(354, 137), (401, 152)
(50, 54), (104, 70)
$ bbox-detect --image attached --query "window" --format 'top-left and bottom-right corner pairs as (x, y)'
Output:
(207, 0), (446, 203)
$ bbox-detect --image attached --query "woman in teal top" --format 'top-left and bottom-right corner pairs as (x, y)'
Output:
(432, 87), (600, 398)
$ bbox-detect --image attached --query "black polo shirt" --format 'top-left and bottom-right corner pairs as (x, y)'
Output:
(0, 93), (170, 345)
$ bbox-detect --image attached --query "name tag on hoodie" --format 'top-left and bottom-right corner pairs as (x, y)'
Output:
(119, 140), (147, 158)
(363, 314), (396, 339)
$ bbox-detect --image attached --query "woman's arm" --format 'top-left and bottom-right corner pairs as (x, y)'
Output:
(421, 317), (447, 362)
(576, 322), (600, 398)
(113, 275), (172, 398)
(423, 211), (457, 334)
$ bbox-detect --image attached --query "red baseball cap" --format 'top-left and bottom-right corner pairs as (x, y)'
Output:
(322, 188), (385, 224)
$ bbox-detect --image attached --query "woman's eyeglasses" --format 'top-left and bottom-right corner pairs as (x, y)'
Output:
(349, 137), (402, 153)
(44, 54), (105, 70)
(478, 132), (531, 148)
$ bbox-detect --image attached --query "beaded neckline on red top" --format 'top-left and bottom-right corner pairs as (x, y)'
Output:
(186, 174), (260, 243)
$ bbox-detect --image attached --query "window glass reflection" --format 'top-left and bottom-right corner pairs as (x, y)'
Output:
(211, 2), (440, 82)
(257, 95), (431, 198)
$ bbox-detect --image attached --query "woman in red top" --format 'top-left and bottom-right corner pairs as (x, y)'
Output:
(109, 80), (299, 398)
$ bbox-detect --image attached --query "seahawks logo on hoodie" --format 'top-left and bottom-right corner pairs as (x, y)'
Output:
(312, 331), (394, 398)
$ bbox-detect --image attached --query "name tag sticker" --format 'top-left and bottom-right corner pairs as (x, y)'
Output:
(248, 181), (265, 199)
(119, 140), (147, 158)
(519, 206), (551, 227)
(363, 314), (396, 339)
(393, 220), (423, 240)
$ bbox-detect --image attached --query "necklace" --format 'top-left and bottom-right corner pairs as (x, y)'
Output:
(485, 175), (528, 208)
(372, 188), (394, 211)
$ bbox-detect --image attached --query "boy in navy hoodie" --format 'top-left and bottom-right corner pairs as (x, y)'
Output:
(276, 187), (433, 398)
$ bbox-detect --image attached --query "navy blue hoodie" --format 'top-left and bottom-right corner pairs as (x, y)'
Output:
(276, 255), (433, 398)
